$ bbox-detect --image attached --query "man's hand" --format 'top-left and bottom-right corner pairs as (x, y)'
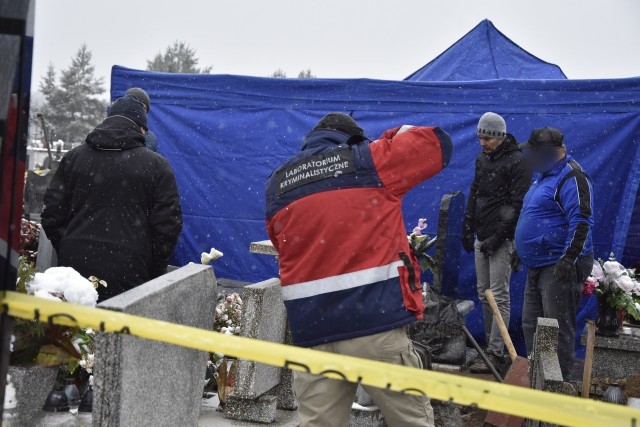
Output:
(462, 232), (475, 253)
(480, 236), (500, 259)
(462, 218), (475, 253)
(510, 250), (521, 272)
(553, 258), (575, 283)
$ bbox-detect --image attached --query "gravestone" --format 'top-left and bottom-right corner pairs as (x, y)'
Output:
(224, 278), (295, 423)
(35, 226), (57, 272)
(93, 263), (217, 427)
(432, 192), (465, 297)
(23, 169), (54, 221)
(583, 327), (640, 382)
(526, 318), (568, 427)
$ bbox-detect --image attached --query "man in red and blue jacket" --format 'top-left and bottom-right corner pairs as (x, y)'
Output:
(265, 113), (452, 427)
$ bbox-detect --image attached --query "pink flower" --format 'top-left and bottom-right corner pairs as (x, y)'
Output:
(413, 226), (423, 236)
(417, 218), (427, 229)
(582, 277), (598, 296)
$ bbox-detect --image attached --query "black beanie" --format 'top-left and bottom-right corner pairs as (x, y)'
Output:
(313, 113), (364, 137)
(125, 87), (151, 112)
(108, 95), (148, 130)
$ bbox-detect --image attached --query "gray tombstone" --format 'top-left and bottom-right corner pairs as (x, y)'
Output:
(224, 278), (295, 423)
(23, 170), (54, 220)
(92, 263), (217, 427)
(432, 192), (465, 297)
(35, 226), (56, 272)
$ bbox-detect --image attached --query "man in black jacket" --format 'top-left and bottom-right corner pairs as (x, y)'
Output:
(462, 112), (531, 372)
(42, 95), (183, 301)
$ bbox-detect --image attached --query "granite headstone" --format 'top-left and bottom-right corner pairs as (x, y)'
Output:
(93, 263), (217, 427)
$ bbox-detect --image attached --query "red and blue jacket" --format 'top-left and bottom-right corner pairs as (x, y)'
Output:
(265, 125), (453, 347)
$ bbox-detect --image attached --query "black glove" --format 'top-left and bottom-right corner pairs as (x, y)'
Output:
(510, 250), (521, 272)
(553, 258), (575, 283)
(480, 236), (500, 259)
(462, 232), (475, 253)
(462, 219), (475, 253)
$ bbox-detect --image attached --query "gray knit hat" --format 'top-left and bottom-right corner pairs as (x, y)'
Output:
(477, 112), (506, 139)
(125, 87), (151, 112)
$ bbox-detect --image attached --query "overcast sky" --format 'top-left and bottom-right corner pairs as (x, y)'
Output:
(32, 0), (640, 96)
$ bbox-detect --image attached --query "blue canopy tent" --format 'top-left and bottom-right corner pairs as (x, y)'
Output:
(405, 19), (567, 81)
(110, 22), (640, 355)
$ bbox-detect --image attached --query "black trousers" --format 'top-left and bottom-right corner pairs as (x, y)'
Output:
(522, 254), (594, 380)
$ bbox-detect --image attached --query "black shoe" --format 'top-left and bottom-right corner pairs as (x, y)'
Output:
(469, 353), (499, 374)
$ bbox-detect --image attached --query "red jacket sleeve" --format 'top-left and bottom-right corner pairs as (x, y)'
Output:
(369, 126), (453, 198)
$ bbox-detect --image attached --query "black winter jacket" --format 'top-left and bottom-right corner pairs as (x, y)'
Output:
(463, 134), (530, 245)
(41, 116), (183, 300)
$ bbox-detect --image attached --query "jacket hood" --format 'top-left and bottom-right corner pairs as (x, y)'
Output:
(301, 129), (354, 151)
(86, 116), (146, 151)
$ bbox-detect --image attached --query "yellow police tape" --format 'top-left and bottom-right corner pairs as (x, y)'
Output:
(1, 291), (637, 427)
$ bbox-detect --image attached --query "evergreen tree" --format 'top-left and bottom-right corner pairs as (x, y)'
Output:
(271, 69), (287, 78)
(146, 41), (212, 73)
(298, 69), (316, 78)
(38, 44), (107, 143)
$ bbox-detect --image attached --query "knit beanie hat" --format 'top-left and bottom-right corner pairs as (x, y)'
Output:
(108, 95), (148, 130)
(477, 112), (506, 139)
(125, 87), (151, 112)
(313, 113), (364, 137)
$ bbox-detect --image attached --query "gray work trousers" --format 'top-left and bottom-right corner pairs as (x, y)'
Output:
(474, 239), (514, 356)
(522, 254), (594, 380)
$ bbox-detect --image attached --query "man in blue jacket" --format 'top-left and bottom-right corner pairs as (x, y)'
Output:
(515, 128), (594, 380)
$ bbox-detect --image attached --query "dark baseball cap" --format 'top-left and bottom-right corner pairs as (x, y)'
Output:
(520, 127), (564, 149)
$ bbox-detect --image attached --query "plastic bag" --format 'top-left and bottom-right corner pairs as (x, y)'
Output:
(408, 285), (466, 365)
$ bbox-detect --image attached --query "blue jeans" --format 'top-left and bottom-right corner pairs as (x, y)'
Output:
(522, 254), (593, 380)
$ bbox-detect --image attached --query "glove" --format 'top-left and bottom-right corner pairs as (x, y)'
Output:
(480, 236), (500, 259)
(553, 258), (575, 283)
(462, 219), (475, 253)
(462, 232), (475, 253)
(510, 250), (521, 272)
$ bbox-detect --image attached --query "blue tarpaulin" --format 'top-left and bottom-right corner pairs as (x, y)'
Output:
(111, 66), (640, 353)
(110, 19), (640, 356)
(405, 20), (567, 81)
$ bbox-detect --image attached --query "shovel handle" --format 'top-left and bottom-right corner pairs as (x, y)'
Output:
(485, 289), (518, 362)
(582, 321), (596, 398)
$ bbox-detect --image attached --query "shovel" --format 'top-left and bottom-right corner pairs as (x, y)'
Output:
(484, 289), (530, 427)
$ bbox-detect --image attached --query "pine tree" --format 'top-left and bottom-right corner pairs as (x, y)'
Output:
(297, 69), (316, 78)
(38, 44), (107, 143)
(146, 41), (212, 73)
(271, 69), (287, 78)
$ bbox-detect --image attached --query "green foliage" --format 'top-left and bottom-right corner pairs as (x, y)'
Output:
(38, 44), (107, 143)
(16, 258), (35, 293)
(409, 233), (436, 273)
(146, 41), (212, 74)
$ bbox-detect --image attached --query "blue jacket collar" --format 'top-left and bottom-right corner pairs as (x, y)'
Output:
(301, 129), (352, 151)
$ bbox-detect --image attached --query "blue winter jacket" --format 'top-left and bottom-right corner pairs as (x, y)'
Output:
(515, 154), (594, 268)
